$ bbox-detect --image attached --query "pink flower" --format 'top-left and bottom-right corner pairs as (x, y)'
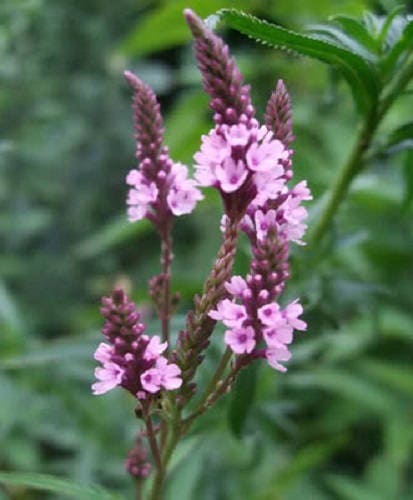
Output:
(246, 139), (286, 172)
(255, 209), (277, 241)
(94, 342), (113, 364)
(127, 205), (147, 222)
(209, 299), (247, 328)
(166, 162), (203, 215)
(140, 368), (162, 393)
(167, 183), (203, 215)
(263, 324), (293, 347)
(225, 276), (248, 297)
(258, 303), (282, 326)
(225, 326), (256, 354)
(126, 183), (158, 205)
(291, 180), (312, 201)
(276, 181), (312, 244)
(156, 357), (182, 390)
(92, 362), (124, 395)
(265, 346), (292, 372)
(215, 158), (248, 193)
(126, 178), (159, 222)
(194, 130), (231, 187)
(252, 169), (285, 206)
(144, 335), (167, 360)
(223, 123), (250, 146)
(283, 300), (307, 331)
(126, 169), (142, 186)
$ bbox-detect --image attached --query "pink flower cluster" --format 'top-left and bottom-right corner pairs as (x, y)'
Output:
(244, 180), (312, 245)
(209, 179), (311, 372)
(194, 121), (291, 218)
(126, 161), (202, 222)
(124, 70), (202, 227)
(209, 276), (307, 372)
(92, 289), (182, 398)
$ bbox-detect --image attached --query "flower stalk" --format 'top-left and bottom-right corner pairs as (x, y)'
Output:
(91, 8), (312, 499)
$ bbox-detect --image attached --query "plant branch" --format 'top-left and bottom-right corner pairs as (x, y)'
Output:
(144, 415), (163, 479)
(310, 53), (413, 244)
(308, 113), (377, 244)
(183, 347), (232, 427)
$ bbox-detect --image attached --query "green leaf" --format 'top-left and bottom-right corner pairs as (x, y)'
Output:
(332, 14), (380, 53)
(364, 454), (401, 499)
(0, 337), (95, 369)
(228, 363), (258, 438)
(0, 280), (25, 337)
(164, 90), (209, 161)
(274, 436), (346, 491)
(381, 16), (413, 75)
(306, 24), (378, 63)
(383, 121), (413, 154)
(363, 12), (382, 39)
(403, 150), (413, 209)
(120, 0), (250, 57)
(359, 359), (413, 397)
(325, 474), (385, 500)
(286, 368), (399, 415)
(377, 6), (406, 48)
(217, 9), (380, 115)
(0, 472), (120, 499)
(74, 215), (151, 259)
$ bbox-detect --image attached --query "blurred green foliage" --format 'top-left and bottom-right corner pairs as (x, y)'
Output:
(1, 0), (413, 498)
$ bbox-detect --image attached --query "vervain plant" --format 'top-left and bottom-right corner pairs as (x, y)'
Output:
(90, 6), (413, 500)
(92, 9), (310, 499)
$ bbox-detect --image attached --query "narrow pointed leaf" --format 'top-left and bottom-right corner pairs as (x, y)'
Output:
(332, 15), (380, 53)
(381, 17), (413, 75)
(216, 9), (379, 115)
(307, 24), (377, 63)
(0, 337), (96, 370)
(377, 6), (406, 47)
(325, 474), (383, 500)
(363, 12), (383, 38)
(119, 0), (251, 57)
(383, 121), (413, 154)
(403, 150), (413, 209)
(359, 359), (413, 397)
(0, 472), (120, 499)
(228, 363), (258, 438)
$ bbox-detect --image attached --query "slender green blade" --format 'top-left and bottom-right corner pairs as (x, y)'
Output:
(228, 363), (258, 438)
(381, 17), (413, 75)
(307, 24), (377, 63)
(332, 14), (380, 53)
(0, 472), (120, 500)
(217, 9), (380, 115)
(383, 121), (413, 154)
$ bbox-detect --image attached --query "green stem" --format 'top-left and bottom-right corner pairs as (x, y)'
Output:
(148, 470), (164, 500)
(145, 416), (162, 476)
(183, 347), (232, 426)
(309, 54), (413, 244)
(379, 53), (413, 119)
(309, 114), (377, 244)
(148, 410), (181, 500)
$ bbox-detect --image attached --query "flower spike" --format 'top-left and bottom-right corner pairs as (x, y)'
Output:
(124, 71), (202, 228)
(184, 9), (254, 126)
(265, 79), (295, 147)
